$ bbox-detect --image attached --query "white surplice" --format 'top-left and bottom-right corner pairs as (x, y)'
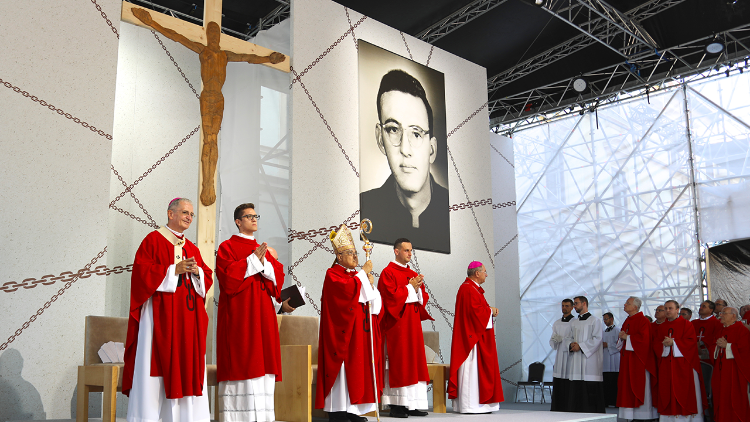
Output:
(324, 269), (382, 415)
(550, 316), (574, 379)
(564, 314), (603, 382)
(602, 325), (620, 372)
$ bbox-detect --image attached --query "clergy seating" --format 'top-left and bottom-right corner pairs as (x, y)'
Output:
(515, 361), (550, 403)
(423, 330), (450, 413)
(275, 314), (319, 422)
(76, 315), (220, 422)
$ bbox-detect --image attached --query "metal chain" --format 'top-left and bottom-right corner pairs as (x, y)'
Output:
(499, 358), (524, 386)
(0, 77), (112, 140)
(289, 220), (360, 242)
(344, 7), (359, 52)
(426, 45), (435, 67)
(493, 200), (516, 210)
(449, 198), (492, 212)
(447, 102), (488, 140)
(111, 165), (158, 227)
(290, 66), (359, 177)
(90, 0), (120, 39)
(447, 146), (494, 268)
(111, 204), (159, 229)
(290, 15), (368, 87)
(2, 263), (132, 294)
(399, 32), (413, 61)
(1, 247), (108, 351)
(490, 144), (514, 168)
(151, 31), (200, 99)
(110, 125), (200, 207)
(410, 251), (455, 325)
(494, 234), (518, 257)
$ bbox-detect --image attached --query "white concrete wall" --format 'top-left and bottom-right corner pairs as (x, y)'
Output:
(0, 0), (121, 419)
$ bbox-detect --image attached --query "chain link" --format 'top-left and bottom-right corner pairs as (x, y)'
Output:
(1, 247), (108, 351)
(449, 198), (493, 212)
(447, 147), (494, 268)
(426, 45), (435, 67)
(494, 234), (518, 257)
(499, 358), (524, 387)
(490, 144), (514, 168)
(111, 165), (158, 227)
(2, 263), (133, 294)
(151, 31), (200, 99)
(492, 200), (516, 210)
(110, 125), (200, 207)
(399, 32), (414, 61)
(290, 66), (359, 177)
(90, 0), (120, 39)
(0, 77), (113, 140)
(344, 7), (359, 52)
(290, 15), (368, 87)
(288, 220), (360, 242)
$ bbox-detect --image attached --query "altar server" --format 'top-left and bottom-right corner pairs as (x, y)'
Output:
(315, 225), (383, 422)
(550, 299), (574, 410)
(215, 203), (294, 422)
(447, 261), (504, 413)
(378, 238), (434, 417)
(123, 198), (213, 422)
(602, 312), (620, 407)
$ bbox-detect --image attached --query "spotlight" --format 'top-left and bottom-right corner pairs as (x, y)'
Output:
(741, 68), (744, 74)
(706, 35), (726, 55)
(726, 69), (731, 77)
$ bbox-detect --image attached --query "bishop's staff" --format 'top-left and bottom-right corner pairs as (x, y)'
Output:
(360, 219), (380, 422)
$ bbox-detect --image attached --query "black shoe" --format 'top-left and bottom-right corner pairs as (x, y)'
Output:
(329, 411), (349, 421)
(347, 413), (368, 422)
(389, 405), (409, 418)
(407, 409), (428, 417)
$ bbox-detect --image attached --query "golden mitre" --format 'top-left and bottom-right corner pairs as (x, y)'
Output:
(330, 224), (355, 253)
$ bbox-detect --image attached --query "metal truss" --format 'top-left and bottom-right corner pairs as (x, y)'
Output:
(245, 1), (290, 40)
(415, 0), (508, 44)
(490, 23), (750, 135)
(128, 0), (248, 39)
(487, 0), (685, 95)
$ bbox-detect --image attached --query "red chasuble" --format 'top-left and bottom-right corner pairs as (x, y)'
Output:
(377, 262), (434, 388)
(713, 321), (750, 422)
(123, 230), (213, 399)
(616, 312), (657, 409)
(215, 235), (284, 383)
(315, 265), (383, 409)
(652, 317), (707, 416)
(692, 316), (723, 364)
(447, 279), (504, 404)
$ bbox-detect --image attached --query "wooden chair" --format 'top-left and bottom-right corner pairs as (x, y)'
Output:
(76, 316), (219, 422)
(274, 315), (317, 422)
(423, 331), (449, 413)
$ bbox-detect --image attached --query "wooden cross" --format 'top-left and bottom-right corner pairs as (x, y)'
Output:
(121, 0), (291, 363)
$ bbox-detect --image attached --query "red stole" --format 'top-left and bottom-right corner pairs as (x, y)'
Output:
(377, 262), (434, 388)
(652, 317), (707, 416)
(315, 265), (382, 408)
(123, 230), (213, 399)
(713, 321), (750, 422)
(616, 312), (657, 409)
(447, 279), (504, 404)
(215, 235), (284, 382)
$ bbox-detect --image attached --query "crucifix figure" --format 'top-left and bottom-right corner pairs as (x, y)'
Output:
(132, 8), (285, 206)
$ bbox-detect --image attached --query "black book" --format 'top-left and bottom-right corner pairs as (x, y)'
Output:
(280, 285), (306, 308)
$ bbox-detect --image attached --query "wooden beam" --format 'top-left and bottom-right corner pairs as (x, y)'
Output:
(197, 128), (217, 364)
(121, 1), (290, 73)
(203, 0), (223, 29)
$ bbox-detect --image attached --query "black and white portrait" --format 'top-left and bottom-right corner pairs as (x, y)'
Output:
(359, 40), (450, 254)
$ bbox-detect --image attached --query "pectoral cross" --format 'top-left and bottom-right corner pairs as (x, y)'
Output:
(121, 0), (290, 363)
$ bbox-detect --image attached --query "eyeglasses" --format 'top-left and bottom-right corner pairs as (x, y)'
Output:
(240, 214), (261, 221)
(339, 250), (358, 257)
(379, 122), (429, 148)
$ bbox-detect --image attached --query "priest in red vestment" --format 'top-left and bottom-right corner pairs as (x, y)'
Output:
(215, 203), (295, 422)
(448, 261), (504, 413)
(377, 238), (434, 418)
(616, 296), (659, 421)
(652, 300), (707, 422)
(316, 224), (383, 422)
(692, 300), (723, 364)
(123, 198), (213, 422)
(713, 306), (750, 422)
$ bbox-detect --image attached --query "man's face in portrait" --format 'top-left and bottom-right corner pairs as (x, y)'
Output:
(376, 91), (437, 195)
